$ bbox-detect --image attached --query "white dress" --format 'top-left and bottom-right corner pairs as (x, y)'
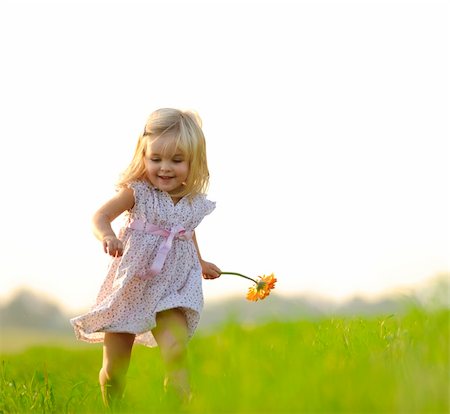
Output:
(70, 180), (215, 347)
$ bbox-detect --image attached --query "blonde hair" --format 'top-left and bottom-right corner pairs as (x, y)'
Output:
(117, 108), (210, 198)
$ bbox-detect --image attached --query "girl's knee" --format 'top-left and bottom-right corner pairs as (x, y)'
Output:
(102, 359), (125, 378)
(161, 339), (187, 365)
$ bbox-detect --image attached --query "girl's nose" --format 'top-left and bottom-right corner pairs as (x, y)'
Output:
(159, 161), (171, 171)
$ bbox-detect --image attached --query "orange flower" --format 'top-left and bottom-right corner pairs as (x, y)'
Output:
(220, 272), (277, 301)
(246, 273), (277, 302)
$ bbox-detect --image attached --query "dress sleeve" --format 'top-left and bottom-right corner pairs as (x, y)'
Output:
(201, 197), (216, 217)
(196, 195), (216, 223)
(126, 181), (146, 202)
(125, 181), (151, 220)
(188, 194), (216, 229)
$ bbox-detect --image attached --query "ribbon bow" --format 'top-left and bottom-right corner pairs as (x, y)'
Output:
(128, 219), (193, 280)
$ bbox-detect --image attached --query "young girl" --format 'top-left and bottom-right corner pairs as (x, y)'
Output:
(70, 108), (221, 406)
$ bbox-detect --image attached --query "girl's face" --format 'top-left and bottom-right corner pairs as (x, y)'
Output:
(143, 135), (189, 199)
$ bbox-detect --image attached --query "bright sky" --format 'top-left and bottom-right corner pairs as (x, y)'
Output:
(0, 0), (448, 312)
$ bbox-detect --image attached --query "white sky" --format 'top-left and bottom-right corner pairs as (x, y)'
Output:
(0, 0), (448, 312)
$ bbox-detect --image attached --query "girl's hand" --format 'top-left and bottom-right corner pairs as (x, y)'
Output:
(201, 260), (221, 280)
(103, 235), (124, 257)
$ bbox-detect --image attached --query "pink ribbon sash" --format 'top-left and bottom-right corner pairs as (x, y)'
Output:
(128, 219), (193, 280)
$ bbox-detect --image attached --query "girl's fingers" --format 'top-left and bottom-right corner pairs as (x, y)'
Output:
(204, 268), (221, 279)
(104, 239), (123, 257)
(112, 242), (123, 257)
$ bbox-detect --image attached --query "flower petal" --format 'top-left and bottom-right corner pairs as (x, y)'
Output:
(246, 286), (260, 301)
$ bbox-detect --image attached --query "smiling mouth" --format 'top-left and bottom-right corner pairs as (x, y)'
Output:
(158, 176), (174, 180)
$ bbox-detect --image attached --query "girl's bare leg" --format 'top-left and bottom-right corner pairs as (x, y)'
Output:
(152, 308), (190, 401)
(99, 332), (135, 407)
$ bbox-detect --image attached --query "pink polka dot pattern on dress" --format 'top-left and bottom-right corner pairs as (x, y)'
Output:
(70, 180), (215, 347)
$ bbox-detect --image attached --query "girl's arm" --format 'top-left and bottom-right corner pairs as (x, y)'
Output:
(192, 232), (221, 279)
(92, 187), (135, 257)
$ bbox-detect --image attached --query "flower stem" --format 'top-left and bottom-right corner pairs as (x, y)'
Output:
(220, 272), (257, 284)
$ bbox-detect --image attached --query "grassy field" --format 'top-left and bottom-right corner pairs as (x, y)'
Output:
(0, 307), (448, 413)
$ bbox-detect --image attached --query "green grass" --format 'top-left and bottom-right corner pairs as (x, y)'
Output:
(1, 307), (448, 413)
